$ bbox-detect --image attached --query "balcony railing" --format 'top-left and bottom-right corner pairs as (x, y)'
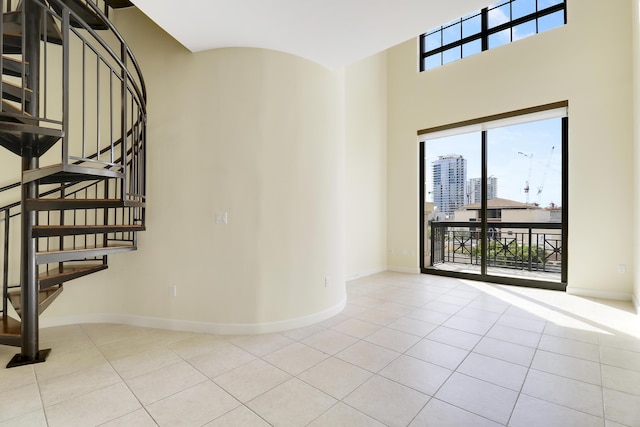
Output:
(430, 221), (562, 276)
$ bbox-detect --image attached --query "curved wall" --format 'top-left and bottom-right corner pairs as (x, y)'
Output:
(43, 9), (347, 332)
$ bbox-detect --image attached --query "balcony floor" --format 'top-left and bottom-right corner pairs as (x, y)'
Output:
(428, 261), (562, 283)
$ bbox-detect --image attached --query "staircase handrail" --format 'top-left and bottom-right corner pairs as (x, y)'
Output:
(47, 0), (147, 110)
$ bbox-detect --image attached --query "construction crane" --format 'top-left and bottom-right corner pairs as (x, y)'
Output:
(517, 151), (533, 204)
(536, 146), (555, 204)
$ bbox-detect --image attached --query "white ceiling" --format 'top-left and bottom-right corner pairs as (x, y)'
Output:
(130, 0), (490, 70)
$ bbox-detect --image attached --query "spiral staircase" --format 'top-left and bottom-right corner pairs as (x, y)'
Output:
(0, 0), (146, 368)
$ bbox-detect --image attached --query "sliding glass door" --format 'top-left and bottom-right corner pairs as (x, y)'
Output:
(420, 104), (567, 290)
(423, 132), (482, 276)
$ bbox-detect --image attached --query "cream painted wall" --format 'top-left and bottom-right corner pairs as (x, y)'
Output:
(345, 52), (388, 280)
(387, 1), (636, 296)
(43, 8), (347, 331)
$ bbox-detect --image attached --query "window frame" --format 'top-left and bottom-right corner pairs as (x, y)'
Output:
(420, 0), (567, 71)
(418, 101), (569, 291)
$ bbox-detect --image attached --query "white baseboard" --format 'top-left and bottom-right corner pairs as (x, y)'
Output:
(345, 267), (388, 281)
(566, 287), (633, 302)
(387, 266), (421, 275)
(40, 296), (347, 335)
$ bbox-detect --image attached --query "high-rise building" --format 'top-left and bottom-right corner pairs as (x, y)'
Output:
(467, 176), (498, 205)
(432, 154), (467, 215)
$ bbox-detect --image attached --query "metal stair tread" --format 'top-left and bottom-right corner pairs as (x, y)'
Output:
(33, 224), (145, 237)
(0, 120), (60, 136)
(36, 242), (135, 264)
(23, 163), (124, 184)
(0, 121), (63, 156)
(26, 198), (132, 210)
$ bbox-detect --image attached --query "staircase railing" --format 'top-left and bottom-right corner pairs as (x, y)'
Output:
(0, 0), (145, 346)
(1, 138), (143, 329)
(0, 0), (146, 199)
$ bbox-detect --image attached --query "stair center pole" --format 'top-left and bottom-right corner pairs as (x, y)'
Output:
(20, 0), (44, 362)
(8, 0), (50, 367)
(18, 143), (42, 364)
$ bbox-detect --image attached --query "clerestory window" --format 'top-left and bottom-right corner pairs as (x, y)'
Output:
(420, 0), (567, 71)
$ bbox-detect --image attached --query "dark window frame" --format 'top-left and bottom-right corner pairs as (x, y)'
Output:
(420, 0), (567, 71)
(418, 101), (569, 291)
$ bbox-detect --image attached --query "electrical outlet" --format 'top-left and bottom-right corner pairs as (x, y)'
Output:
(169, 284), (177, 297)
(325, 276), (330, 288)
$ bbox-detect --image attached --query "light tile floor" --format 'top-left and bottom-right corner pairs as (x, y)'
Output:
(1, 272), (640, 426)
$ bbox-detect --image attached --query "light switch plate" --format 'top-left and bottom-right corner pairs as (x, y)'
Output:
(215, 211), (228, 224)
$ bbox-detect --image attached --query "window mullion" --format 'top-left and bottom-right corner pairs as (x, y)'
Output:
(420, 0), (565, 71)
(487, 3), (565, 36)
(459, 17), (463, 59)
(422, 33), (483, 57)
(561, 117), (568, 284)
(440, 27), (444, 66)
(481, 8), (488, 51)
(509, 1), (513, 42)
(481, 130), (488, 275)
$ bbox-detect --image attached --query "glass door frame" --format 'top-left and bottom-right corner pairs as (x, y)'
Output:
(419, 102), (568, 291)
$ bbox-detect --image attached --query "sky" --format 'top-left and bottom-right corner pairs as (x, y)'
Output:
(424, 117), (563, 208)
(424, 0), (565, 69)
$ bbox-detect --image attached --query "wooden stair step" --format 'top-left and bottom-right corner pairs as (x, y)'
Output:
(0, 315), (21, 347)
(2, 55), (29, 77)
(0, 315), (20, 336)
(23, 163), (124, 184)
(36, 243), (134, 264)
(0, 121), (62, 157)
(33, 224), (145, 237)
(8, 285), (64, 317)
(39, 263), (108, 289)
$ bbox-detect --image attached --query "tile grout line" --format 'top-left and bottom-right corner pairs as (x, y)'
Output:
(504, 314), (548, 427)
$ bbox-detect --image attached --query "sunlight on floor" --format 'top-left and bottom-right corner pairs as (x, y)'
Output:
(461, 279), (639, 339)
